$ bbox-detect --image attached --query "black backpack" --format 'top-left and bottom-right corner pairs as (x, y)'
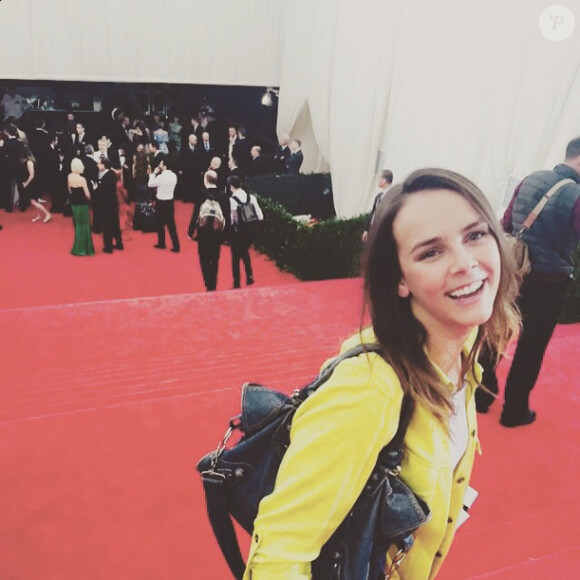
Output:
(232, 194), (260, 235)
(196, 344), (430, 579)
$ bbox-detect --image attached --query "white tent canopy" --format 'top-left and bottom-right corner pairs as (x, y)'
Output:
(2, 0), (579, 217)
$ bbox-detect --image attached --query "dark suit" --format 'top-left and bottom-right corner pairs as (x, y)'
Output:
(286, 150), (304, 174)
(81, 156), (100, 228)
(28, 128), (52, 194)
(227, 166), (246, 187)
(232, 138), (252, 173)
(105, 146), (121, 170)
(97, 169), (122, 252)
(0, 137), (21, 211)
(46, 146), (64, 212)
(181, 126), (204, 151)
(149, 152), (166, 170)
(189, 187), (231, 291)
(200, 141), (216, 167)
(247, 155), (271, 178)
(180, 145), (204, 201)
(273, 145), (291, 173)
(71, 132), (90, 159)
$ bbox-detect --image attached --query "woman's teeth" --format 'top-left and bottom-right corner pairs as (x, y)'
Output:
(449, 280), (484, 298)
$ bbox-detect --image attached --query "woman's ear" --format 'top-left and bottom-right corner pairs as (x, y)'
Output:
(398, 279), (410, 298)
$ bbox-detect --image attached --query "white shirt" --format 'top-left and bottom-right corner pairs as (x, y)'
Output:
(229, 188), (264, 225)
(148, 169), (177, 200)
(449, 382), (469, 470)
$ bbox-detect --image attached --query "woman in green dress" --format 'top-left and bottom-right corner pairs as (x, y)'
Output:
(68, 158), (94, 256)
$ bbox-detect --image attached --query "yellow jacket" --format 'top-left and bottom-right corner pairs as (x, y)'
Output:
(244, 328), (482, 580)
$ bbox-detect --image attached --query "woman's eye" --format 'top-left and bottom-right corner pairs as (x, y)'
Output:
(418, 248), (439, 260)
(467, 230), (487, 242)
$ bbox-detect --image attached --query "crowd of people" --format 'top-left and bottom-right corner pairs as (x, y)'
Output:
(0, 108), (295, 287)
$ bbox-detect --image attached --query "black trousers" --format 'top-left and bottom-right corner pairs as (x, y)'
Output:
(156, 199), (180, 250)
(198, 238), (221, 291)
(501, 275), (570, 415)
(474, 345), (499, 411)
(102, 208), (122, 251)
(0, 177), (14, 211)
(91, 195), (103, 233)
(230, 233), (253, 287)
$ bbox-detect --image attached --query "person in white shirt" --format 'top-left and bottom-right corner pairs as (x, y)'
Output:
(227, 175), (264, 288)
(148, 160), (180, 252)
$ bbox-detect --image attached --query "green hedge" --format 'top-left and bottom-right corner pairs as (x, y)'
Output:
(254, 196), (580, 323)
(254, 197), (365, 280)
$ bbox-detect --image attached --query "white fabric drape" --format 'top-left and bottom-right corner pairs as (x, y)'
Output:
(277, 0), (580, 217)
(2, 0), (580, 217)
(0, 0), (284, 85)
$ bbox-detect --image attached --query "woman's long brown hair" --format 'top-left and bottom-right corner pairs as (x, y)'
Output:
(362, 168), (520, 422)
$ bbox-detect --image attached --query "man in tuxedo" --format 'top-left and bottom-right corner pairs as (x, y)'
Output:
(28, 117), (53, 201)
(232, 127), (252, 175)
(179, 134), (204, 201)
(227, 156), (246, 186)
(45, 133), (64, 213)
(200, 131), (216, 164)
(181, 114), (203, 151)
(273, 133), (291, 173)
(148, 141), (166, 171)
(361, 169), (394, 242)
(0, 124), (22, 212)
(226, 125), (238, 163)
(72, 122), (90, 158)
(248, 146), (270, 177)
(286, 139), (304, 174)
(96, 156), (123, 253)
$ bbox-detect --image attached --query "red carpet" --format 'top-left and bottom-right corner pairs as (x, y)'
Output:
(1, 205), (579, 579)
(0, 201), (297, 308)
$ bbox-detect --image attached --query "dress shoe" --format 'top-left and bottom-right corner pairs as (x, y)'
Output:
(500, 409), (536, 428)
(103, 248), (113, 254)
(114, 244), (124, 250)
(170, 248), (180, 253)
(154, 244), (165, 249)
(247, 276), (255, 286)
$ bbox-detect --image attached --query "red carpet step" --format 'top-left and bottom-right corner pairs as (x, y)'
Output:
(0, 280), (579, 579)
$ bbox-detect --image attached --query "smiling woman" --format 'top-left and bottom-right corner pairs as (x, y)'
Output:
(241, 168), (521, 580)
(366, 169), (520, 421)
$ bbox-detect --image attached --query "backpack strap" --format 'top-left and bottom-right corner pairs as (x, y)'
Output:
(516, 178), (575, 236)
(231, 194), (245, 206)
(301, 343), (381, 398)
(201, 471), (247, 579)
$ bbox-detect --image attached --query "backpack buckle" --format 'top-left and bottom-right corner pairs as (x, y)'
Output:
(208, 416), (242, 472)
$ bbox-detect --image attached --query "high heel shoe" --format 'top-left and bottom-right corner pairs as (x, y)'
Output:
(43, 215), (52, 223)
(32, 216), (41, 222)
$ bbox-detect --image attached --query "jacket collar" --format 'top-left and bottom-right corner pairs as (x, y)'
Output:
(554, 163), (580, 183)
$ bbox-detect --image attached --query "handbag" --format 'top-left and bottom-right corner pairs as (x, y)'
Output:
(197, 344), (430, 580)
(505, 178), (574, 278)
